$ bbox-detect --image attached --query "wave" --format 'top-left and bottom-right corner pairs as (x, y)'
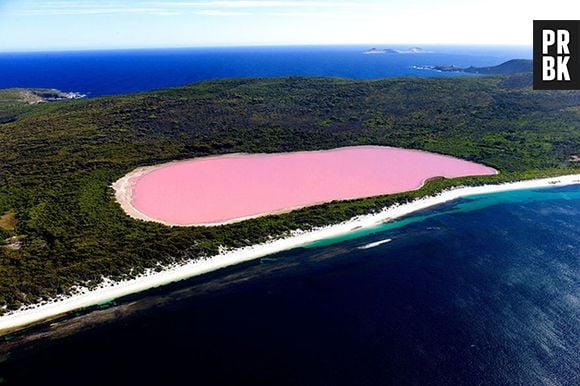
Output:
(358, 238), (392, 250)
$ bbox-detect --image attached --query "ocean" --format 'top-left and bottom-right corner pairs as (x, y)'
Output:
(0, 45), (532, 96)
(1, 185), (578, 385)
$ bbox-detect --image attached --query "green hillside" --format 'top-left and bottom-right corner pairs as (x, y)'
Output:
(464, 59), (533, 74)
(0, 75), (579, 311)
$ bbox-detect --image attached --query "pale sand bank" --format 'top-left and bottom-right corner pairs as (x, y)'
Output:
(1, 174), (579, 334)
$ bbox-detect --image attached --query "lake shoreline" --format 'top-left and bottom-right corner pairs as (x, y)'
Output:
(112, 145), (497, 226)
(1, 174), (579, 335)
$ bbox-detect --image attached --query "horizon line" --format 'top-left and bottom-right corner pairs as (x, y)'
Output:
(0, 42), (533, 54)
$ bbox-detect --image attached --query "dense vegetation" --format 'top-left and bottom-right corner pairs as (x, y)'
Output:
(464, 59), (532, 74)
(427, 59), (532, 75)
(0, 75), (579, 312)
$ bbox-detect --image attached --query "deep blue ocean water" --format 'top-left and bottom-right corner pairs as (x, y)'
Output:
(1, 185), (578, 385)
(0, 45), (532, 96)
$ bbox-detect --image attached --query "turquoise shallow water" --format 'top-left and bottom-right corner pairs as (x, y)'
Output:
(306, 185), (580, 248)
(1, 184), (579, 385)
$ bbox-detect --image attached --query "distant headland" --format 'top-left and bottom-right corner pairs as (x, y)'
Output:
(414, 59), (532, 75)
(0, 88), (85, 105)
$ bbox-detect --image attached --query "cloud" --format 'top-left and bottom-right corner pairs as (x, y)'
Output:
(155, 1), (368, 9)
(270, 11), (366, 18)
(16, 8), (166, 16)
(195, 9), (253, 16)
(12, 0), (366, 16)
(10, 2), (255, 16)
(148, 10), (185, 16)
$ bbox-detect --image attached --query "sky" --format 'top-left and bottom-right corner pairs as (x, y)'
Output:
(0, 0), (576, 51)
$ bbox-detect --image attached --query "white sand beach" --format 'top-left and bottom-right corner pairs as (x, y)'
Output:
(1, 174), (579, 334)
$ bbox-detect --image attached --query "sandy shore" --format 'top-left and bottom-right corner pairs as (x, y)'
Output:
(1, 174), (579, 334)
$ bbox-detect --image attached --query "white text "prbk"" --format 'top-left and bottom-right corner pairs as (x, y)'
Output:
(542, 29), (571, 81)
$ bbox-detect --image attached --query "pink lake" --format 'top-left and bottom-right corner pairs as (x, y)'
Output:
(128, 146), (497, 226)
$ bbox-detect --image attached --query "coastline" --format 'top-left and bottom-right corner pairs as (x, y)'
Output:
(2, 174), (580, 334)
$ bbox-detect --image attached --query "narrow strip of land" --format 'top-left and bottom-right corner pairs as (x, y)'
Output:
(2, 174), (578, 335)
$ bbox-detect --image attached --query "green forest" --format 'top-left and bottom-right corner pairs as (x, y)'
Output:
(0, 75), (579, 312)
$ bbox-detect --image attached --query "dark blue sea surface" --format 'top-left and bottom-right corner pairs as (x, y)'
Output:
(0, 45), (531, 96)
(1, 185), (578, 385)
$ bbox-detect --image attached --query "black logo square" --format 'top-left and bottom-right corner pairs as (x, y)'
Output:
(533, 20), (580, 90)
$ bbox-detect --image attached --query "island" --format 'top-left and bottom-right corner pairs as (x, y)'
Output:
(364, 47), (425, 54)
(363, 48), (387, 54)
(0, 73), (579, 333)
(407, 47), (425, 53)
